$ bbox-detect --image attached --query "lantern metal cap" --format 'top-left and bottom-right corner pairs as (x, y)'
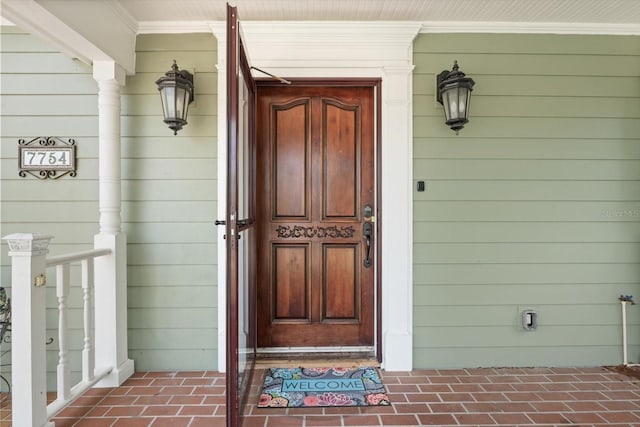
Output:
(155, 60), (195, 102)
(436, 60), (474, 104)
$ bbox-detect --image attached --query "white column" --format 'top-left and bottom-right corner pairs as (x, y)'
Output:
(94, 60), (125, 235)
(3, 233), (54, 427)
(210, 23), (228, 373)
(381, 65), (414, 371)
(92, 61), (134, 386)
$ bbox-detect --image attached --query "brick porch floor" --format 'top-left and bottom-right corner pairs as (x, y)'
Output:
(1, 366), (639, 426)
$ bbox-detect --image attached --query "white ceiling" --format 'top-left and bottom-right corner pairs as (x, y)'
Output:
(117, 0), (640, 24)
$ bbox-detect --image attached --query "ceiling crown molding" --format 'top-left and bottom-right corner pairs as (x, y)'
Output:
(138, 19), (640, 36)
(421, 21), (640, 35)
(137, 20), (213, 33)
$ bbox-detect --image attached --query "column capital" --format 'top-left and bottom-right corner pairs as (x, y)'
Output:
(93, 60), (126, 86)
(3, 233), (53, 256)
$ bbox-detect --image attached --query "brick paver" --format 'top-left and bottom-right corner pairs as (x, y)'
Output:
(0, 366), (638, 426)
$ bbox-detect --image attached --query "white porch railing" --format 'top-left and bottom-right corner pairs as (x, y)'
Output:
(3, 233), (123, 427)
(44, 247), (113, 419)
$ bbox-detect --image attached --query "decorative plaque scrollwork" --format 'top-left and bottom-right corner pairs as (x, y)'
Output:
(276, 225), (356, 239)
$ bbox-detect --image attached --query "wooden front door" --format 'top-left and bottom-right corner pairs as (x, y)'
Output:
(256, 84), (376, 348)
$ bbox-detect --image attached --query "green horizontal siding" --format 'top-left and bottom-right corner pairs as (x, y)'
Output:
(414, 52), (640, 77)
(1, 181), (99, 201)
(126, 243), (216, 265)
(414, 181), (640, 201)
(415, 95), (640, 118)
(412, 32), (640, 368)
(415, 304), (639, 326)
(415, 201), (640, 221)
(414, 242), (640, 264)
(2, 117), (98, 137)
(415, 284), (638, 305)
(413, 33), (640, 55)
(127, 286), (217, 310)
(128, 265), (217, 287)
(0, 27), (220, 387)
(417, 75), (640, 98)
(414, 263), (640, 285)
(121, 137), (216, 158)
(415, 347), (623, 368)
(413, 139), (640, 159)
(415, 222), (640, 242)
(0, 52), (92, 73)
(125, 33), (218, 370)
(126, 223), (217, 243)
(414, 159), (640, 179)
(416, 116), (639, 139)
(0, 29), (99, 396)
(120, 159), (217, 180)
(1, 74), (99, 94)
(1, 95), (99, 116)
(129, 350), (217, 371)
(122, 202), (216, 222)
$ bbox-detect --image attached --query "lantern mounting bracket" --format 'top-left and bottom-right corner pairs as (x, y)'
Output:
(436, 69), (450, 105)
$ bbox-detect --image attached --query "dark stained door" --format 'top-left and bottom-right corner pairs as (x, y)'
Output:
(256, 85), (376, 348)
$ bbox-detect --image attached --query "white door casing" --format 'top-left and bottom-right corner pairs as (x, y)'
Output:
(211, 21), (419, 371)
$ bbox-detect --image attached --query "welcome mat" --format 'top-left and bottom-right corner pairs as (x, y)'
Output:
(258, 367), (390, 408)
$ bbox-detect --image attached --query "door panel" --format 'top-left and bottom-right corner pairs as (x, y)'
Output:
(273, 101), (309, 219)
(324, 244), (358, 320)
(273, 244), (309, 319)
(257, 85), (375, 348)
(324, 101), (357, 218)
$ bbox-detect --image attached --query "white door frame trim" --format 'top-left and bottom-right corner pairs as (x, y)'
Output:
(211, 21), (419, 371)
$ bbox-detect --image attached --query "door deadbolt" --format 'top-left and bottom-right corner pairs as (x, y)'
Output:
(363, 204), (373, 220)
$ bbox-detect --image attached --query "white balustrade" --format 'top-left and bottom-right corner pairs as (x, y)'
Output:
(45, 247), (113, 419)
(3, 234), (114, 427)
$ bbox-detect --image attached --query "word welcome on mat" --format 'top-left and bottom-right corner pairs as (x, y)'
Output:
(258, 367), (390, 408)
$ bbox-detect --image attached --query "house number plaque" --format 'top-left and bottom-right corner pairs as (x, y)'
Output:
(18, 137), (77, 179)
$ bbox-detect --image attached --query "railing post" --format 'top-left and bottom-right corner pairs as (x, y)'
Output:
(93, 233), (133, 386)
(3, 233), (54, 427)
(55, 264), (71, 401)
(81, 260), (95, 382)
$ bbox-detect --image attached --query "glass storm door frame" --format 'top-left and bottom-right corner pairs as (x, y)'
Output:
(226, 4), (257, 427)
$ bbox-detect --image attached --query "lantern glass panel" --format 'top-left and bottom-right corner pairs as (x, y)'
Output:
(160, 86), (175, 119)
(175, 86), (188, 121)
(441, 89), (454, 121)
(458, 87), (468, 116)
(464, 89), (472, 118)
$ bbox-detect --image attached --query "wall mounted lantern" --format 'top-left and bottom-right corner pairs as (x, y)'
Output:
(156, 60), (194, 135)
(436, 60), (475, 134)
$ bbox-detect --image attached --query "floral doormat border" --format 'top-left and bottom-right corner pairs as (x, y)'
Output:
(258, 366), (390, 408)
